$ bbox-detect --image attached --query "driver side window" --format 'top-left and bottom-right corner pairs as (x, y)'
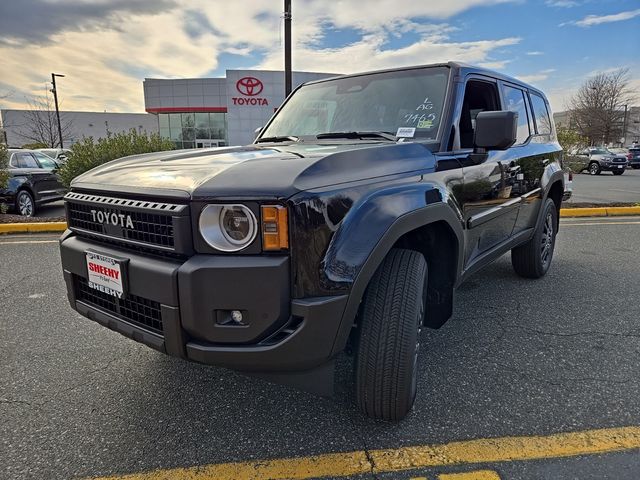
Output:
(459, 80), (500, 149)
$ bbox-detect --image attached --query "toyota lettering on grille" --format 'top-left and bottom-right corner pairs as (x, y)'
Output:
(90, 209), (135, 229)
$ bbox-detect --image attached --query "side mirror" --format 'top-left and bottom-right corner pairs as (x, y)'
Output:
(474, 111), (517, 151)
(254, 126), (263, 139)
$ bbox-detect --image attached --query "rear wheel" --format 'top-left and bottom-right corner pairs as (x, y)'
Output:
(589, 162), (601, 175)
(355, 248), (427, 421)
(613, 170), (624, 175)
(16, 190), (36, 217)
(511, 198), (558, 279)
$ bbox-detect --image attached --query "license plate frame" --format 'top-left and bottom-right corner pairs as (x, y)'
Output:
(85, 249), (129, 298)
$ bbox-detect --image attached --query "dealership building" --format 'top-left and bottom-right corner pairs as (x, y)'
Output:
(1, 69), (337, 148)
(143, 69), (336, 148)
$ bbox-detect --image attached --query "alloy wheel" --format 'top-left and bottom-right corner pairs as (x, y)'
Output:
(540, 212), (554, 267)
(18, 193), (34, 216)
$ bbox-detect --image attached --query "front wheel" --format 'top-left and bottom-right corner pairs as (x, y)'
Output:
(612, 170), (624, 175)
(589, 162), (601, 175)
(16, 190), (36, 217)
(355, 248), (427, 421)
(511, 198), (558, 279)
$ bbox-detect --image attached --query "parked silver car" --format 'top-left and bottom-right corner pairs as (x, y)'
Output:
(36, 148), (71, 164)
(575, 147), (628, 175)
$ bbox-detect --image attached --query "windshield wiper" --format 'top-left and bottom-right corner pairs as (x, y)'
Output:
(316, 131), (397, 141)
(255, 135), (299, 143)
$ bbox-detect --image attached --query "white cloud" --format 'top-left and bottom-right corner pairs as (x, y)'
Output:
(526, 51), (544, 56)
(518, 69), (556, 84)
(0, 0), (522, 112)
(546, 0), (580, 7)
(565, 8), (640, 27)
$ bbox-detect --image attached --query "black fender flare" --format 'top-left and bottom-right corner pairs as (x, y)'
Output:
(534, 167), (565, 233)
(329, 202), (464, 356)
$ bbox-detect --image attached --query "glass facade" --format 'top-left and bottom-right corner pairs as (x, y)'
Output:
(158, 112), (227, 149)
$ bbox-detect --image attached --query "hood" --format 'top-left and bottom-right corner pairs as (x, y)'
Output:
(71, 142), (436, 200)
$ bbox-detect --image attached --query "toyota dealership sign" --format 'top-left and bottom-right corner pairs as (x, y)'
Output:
(232, 76), (268, 106)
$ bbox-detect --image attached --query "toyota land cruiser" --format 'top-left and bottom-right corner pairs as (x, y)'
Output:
(59, 62), (570, 421)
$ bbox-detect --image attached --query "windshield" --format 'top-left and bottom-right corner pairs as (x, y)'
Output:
(261, 67), (450, 141)
(590, 148), (610, 154)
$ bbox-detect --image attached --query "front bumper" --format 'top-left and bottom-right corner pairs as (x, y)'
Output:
(60, 232), (348, 372)
(601, 163), (627, 171)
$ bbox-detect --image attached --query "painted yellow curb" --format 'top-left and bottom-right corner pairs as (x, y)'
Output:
(0, 222), (67, 234)
(1, 206), (638, 234)
(560, 206), (640, 218)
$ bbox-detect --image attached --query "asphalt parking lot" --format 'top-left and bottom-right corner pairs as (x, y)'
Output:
(2, 217), (640, 480)
(567, 168), (640, 204)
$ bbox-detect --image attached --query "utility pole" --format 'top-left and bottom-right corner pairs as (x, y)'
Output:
(51, 73), (65, 148)
(622, 104), (628, 146)
(284, 0), (292, 97)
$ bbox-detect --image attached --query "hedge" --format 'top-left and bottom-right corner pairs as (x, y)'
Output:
(58, 129), (175, 188)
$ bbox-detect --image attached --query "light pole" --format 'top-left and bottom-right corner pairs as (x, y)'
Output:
(51, 73), (65, 148)
(622, 104), (628, 146)
(284, 0), (292, 97)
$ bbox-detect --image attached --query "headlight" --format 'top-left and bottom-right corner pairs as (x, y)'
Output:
(199, 204), (257, 252)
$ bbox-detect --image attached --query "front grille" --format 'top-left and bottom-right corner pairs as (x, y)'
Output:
(65, 192), (190, 254)
(74, 276), (163, 335)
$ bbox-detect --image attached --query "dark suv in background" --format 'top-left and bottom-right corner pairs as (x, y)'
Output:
(0, 149), (66, 216)
(628, 146), (640, 169)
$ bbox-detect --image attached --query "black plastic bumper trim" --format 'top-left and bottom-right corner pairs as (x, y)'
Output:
(186, 295), (348, 372)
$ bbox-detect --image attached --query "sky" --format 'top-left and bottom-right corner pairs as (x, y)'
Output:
(0, 0), (638, 114)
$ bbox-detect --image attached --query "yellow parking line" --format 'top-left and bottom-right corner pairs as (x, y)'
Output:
(90, 425), (640, 480)
(438, 471), (501, 480)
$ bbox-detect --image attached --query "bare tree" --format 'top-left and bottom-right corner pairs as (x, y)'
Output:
(15, 94), (74, 147)
(568, 69), (636, 146)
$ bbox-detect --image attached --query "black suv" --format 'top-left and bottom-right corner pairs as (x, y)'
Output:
(59, 62), (569, 420)
(1, 149), (66, 216)
(628, 147), (640, 169)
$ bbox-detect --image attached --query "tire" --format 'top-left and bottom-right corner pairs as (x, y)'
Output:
(511, 198), (558, 279)
(612, 170), (624, 175)
(588, 162), (601, 175)
(16, 190), (36, 217)
(355, 248), (427, 421)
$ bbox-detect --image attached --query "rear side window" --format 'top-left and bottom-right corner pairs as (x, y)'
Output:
(530, 93), (552, 134)
(502, 85), (531, 144)
(14, 153), (39, 168)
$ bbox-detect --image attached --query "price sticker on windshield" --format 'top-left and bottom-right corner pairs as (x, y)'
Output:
(396, 127), (416, 138)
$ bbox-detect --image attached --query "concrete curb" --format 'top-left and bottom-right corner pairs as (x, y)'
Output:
(1, 206), (639, 234)
(0, 222), (67, 234)
(560, 206), (640, 218)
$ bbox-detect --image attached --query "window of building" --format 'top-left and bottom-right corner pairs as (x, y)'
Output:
(529, 92), (552, 135)
(158, 112), (228, 149)
(502, 85), (531, 144)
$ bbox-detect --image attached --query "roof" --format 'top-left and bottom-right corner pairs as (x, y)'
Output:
(303, 61), (547, 99)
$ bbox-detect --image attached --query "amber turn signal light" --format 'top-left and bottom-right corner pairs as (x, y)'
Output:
(261, 205), (289, 251)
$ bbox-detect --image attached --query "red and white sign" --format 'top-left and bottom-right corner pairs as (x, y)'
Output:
(236, 77), (263, 96)
(233, 76), (269, 106)
(86, 251), (123, 298)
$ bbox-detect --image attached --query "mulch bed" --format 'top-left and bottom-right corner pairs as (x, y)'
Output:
(0, 214), (66, 224)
